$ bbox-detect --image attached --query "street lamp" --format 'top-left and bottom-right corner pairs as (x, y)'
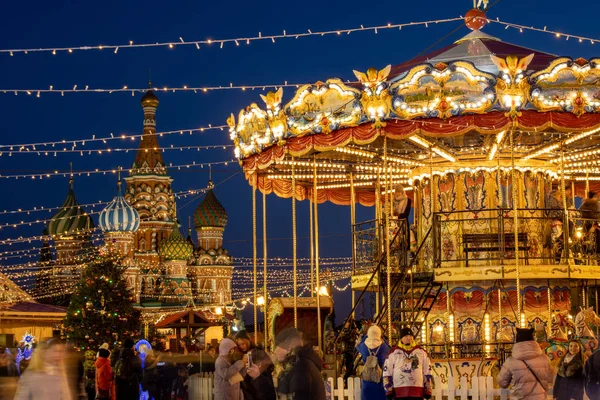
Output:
(318, 286), (329, 296)
(257, 295), (265, 306)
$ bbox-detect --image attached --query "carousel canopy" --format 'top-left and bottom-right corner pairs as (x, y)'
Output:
(227, 25), (600, 205)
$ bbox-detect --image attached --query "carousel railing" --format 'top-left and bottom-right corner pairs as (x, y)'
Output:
(431, 208), (600, 268)
(422, 341), (513, 363)
(351, 218), (409, 276)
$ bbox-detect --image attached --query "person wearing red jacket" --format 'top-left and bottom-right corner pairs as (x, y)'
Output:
(95, 348), (115, 400)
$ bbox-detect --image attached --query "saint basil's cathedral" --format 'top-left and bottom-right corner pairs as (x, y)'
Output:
(41, 87), (234, 338)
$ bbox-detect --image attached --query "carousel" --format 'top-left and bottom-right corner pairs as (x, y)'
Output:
(226, 5), (600, 385)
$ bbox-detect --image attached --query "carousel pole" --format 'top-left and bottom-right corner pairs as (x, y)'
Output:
(350, 170), (356, 319)
(310, 193), (315, 297)
(560, 142), (571, 269)
(252, 182), (258, 344)
(313, 156), (323, 351)
(510, 129), (523, 326)
(292, 157), (298, 328)
(262, 191), (269, 345)
(586, 171), (590, 199)
(383, 136), (393, 340)
(498, 288), (502, 341)
(547, 282), (553, 338)
(375, 170), (382, 316)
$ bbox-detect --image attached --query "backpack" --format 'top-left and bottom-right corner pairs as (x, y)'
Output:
(361, 346), (382, 383)
(114, 357), (135, 383)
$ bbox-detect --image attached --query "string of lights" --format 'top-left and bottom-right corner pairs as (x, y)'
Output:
(0, 125), (226, 150)
(2, 82), (355, 97)
(0, 144), (232, 157)
(0, 183), (223, 219)
(0, 17), (462, 56)
(491, 18), (600, 45)
(0, 159), (236, 180)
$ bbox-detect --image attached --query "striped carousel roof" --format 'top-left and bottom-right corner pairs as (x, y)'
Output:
(194, 187), (228, 229)
(99, 183), (140, 233)
(159, 224), (194, 261)
(47, 180), (94, 237)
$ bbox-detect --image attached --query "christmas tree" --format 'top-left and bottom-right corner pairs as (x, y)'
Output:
(64, 250), (141, 350)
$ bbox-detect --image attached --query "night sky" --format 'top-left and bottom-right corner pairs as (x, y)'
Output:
(1, 0), (599, 320)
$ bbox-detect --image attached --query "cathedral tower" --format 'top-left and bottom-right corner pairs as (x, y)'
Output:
(99, 176), (141, 302)
(124, 86), (176, 264)
(190, 184), (233, 305)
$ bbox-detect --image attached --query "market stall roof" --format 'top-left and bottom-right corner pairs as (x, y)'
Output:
(155, 308), (233, 329)
(0, 273), (33, 304)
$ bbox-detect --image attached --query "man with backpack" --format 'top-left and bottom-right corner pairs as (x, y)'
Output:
(356, 324), (390, 400)
(114, 338), (143, 400)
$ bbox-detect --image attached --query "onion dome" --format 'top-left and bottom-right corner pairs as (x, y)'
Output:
(47, 179), (94, 237)
(99, 182), (140, 232)
(159, 224), (194, 261)
(141, 86), (159, 108)
(194, 184), (228, 229)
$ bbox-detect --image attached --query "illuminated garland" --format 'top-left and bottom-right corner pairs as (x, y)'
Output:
(0, 125), (226, 151)
(492, 18), (600, 45)
(0, 159), (235, 180)
(0, 17), (462, 56)
(0, 144), (232, 156)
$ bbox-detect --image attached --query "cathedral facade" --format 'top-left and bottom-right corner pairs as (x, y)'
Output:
(44, 87), (234, 327)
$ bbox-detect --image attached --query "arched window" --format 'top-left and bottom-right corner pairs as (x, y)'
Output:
(139, 238), (146, 252)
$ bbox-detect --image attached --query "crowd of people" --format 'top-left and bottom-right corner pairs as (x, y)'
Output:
(4, 326), (328, 400)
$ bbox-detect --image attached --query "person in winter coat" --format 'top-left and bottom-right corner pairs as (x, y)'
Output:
(234, 330), (261, 400)
(498, 327), (555, 399)
(214, 338), (245, 400)
(554, 340), (586, 400)
(383, 327), (433, 400)
(171, 365), (189, 400)
(95, 348), (114, 400)
(246, 347), (277, 400)
(14, 338), (74, 400)
(274, 327), (326, 400)
(114, 338), (143, 400)
(339, 319), (359, 380)
(356, 325), (391, 400)
(584, 345), (600, 399)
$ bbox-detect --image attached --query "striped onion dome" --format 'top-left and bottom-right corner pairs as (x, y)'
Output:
(48, 180), (94, 237)
(159, 224), (194, 261)
(99, 182), (140, 232)
(194, 185), (228, 229)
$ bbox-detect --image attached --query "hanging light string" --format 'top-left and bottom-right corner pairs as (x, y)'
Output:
(0, 183), (223, 221)
(0, 125), (226, 150)
(491, 18), (600, 45)
(0, 17), (462, 57)
(0, 159), (235, 180)
(0, 171), (237, 247)
(2, 82), (344, 97)
(0, 144), (232, 156)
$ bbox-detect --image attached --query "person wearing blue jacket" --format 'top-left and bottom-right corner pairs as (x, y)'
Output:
(356, 325), (391, 400)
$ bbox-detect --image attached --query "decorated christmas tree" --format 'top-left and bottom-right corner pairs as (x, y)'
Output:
(64, 250), (141, 350)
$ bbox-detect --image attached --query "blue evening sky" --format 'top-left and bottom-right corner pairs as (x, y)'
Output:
(0, 0), (598, 318)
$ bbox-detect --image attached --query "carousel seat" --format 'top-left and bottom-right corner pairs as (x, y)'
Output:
(462, 232), (530, 267)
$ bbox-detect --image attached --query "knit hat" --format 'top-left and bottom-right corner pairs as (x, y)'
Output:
(124, 338), (135, 349)
(219, 338), (237, 356)
(99, 343), (109, 350)
(235, 330), (251, 342)
(275, 327), (302, 348)
(98, 348), (110, 359)
(399, 327), (414, 339)
(515, 327), (535, 343)
(364, 325), (383, 349)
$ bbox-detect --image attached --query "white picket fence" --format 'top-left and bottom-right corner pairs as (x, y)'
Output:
(188, 373), (513, 399)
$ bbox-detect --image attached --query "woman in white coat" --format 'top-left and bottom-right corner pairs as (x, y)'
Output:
(214, 338), (246, 400)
